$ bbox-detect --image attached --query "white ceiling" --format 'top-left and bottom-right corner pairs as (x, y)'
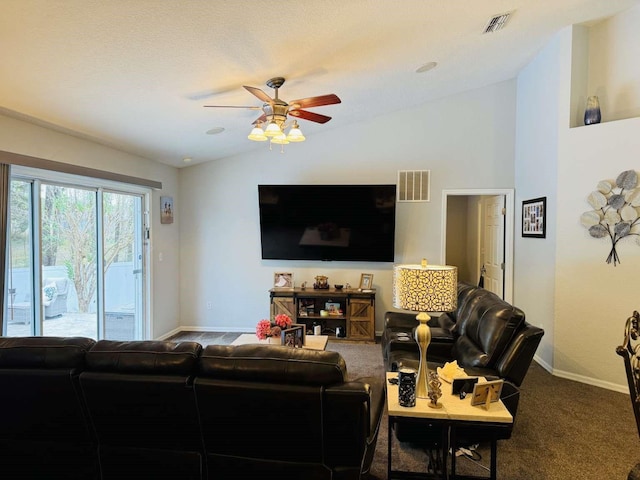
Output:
(1, 0), (638, 168)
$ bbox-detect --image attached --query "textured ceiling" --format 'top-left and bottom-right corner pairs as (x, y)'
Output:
(0, 0), (638, 167)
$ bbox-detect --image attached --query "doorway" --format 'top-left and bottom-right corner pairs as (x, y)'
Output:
(441, 189), (514, 303)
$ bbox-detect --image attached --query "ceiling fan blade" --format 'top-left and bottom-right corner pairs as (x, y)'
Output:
(244, 85), (274, 103)
(252, 114), (267, 125)
(289, 109), (332, 124)
(289, 94), (341, 109)
(203, 105), (262, 109)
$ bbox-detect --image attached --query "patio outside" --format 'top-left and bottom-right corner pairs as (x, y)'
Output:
(6, 310), (135, 340)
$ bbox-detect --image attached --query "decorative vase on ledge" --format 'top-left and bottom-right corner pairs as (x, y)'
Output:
(584, 96), (602, 125)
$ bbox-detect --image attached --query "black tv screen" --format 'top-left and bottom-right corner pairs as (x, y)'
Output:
(258, 184), (396, 262)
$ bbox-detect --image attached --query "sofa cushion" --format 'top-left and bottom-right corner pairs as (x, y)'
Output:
(86, 340), (202, 374)
(449, 282), (478, 323)
(199, 344), (346, 386)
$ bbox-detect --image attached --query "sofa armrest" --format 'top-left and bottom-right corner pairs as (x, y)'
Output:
(353, 375), (385, 443)
(332, 375), (385, 476)
(323, 376), (384, 472)
(494, 323), (544, 387)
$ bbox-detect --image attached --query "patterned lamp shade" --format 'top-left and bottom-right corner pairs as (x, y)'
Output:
(392, 263), (458, 313)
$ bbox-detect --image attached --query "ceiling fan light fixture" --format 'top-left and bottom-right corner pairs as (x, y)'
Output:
(264, 121), (282, 137)
(286, 122), (305, 142)
(248, 125), (267, 141)
(271, 133), (290, 145)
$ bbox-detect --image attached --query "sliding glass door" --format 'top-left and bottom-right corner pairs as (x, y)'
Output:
(5, 179), (34, 336)
(4, 175), (147, 340)
(41, 184), (98, 337)
(103, 191), (143, 340)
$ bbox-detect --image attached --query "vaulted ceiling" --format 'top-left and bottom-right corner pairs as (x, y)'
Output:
(1, 0), (637, 167)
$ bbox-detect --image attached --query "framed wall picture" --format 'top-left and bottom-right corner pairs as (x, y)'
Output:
(359, 273), (374, 290)
(273, 272), (293, 289)
(281, 326), (304, 348)
(522, 197), (546, 238)
(160, 196), (174, 224)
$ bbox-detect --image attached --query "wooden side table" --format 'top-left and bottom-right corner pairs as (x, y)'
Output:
(386, 372), (512, 479)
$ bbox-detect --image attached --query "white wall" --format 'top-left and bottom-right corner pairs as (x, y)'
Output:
(556, 117), (640, 391)
(0, 114), (181, 338)
(514, 30), (562, 372)
(179, 80), (517, 334)
(588, 3), (640, 122)
(515, 4), (640, 392)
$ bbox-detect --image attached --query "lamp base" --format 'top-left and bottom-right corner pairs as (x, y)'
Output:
(415, 311), (431, 399)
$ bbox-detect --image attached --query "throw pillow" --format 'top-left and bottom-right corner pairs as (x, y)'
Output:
(42, 283), (58, 306)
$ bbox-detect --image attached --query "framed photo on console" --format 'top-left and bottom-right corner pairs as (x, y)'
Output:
(281, 326), (304, 348)
(291, 323), (306, 340)
(273, 272), (293, 289)
(522, 197), (546, 238)
(359, 273), (374, 290)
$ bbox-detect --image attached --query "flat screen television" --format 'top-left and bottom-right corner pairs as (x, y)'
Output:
(258, 184), (396, 262)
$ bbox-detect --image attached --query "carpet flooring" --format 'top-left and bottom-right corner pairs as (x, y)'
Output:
(168, 332), (639, 479)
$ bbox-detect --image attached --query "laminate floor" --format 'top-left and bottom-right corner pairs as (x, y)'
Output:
(165, 331), (241, 345)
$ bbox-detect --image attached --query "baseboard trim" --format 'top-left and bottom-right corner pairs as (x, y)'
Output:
(551, 367), (628, 394)
(155, 327), (183, 340)
(533, 354), (552, 373)
(533, 354), (627, 393)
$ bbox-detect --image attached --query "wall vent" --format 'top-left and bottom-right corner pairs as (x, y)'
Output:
(397, 170), (430, 202)
(483, 12), (512, 34)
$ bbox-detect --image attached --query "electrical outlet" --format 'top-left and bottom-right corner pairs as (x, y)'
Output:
(206, 302), (212, 310)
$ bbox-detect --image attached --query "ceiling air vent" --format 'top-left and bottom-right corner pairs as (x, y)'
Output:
(397, 170), (430, 202)
(483, 12), (512, 34)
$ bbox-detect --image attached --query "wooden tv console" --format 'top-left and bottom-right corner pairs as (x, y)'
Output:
(269, 287), (375, 342)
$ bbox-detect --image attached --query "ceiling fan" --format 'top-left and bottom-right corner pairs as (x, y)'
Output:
(204, 77), (341, 144)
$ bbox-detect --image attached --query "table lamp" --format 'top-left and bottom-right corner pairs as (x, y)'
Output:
(392, 260), (457, 399)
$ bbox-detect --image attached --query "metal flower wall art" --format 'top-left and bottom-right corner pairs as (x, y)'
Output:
(581, 170), (640, 266)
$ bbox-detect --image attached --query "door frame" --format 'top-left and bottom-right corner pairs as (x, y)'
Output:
(440, 189), (514, 303)
(6, 166), (151, 340)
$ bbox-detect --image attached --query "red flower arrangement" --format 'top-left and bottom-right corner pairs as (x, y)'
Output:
(256, 314), (292, 340)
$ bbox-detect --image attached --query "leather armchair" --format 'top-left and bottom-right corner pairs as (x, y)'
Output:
(382, 282), (543, 388)
(195, 344), (385, 480)
(381, 282), (544, 443)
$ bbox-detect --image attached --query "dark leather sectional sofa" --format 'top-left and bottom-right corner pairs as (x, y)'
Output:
(0, 337), (384, 480)
(382, 282), (544, 442)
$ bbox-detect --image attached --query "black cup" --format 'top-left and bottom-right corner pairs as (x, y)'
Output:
(398, 368), (417, 407)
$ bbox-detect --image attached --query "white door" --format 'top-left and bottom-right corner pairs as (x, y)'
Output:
(482, 195), (505, 298)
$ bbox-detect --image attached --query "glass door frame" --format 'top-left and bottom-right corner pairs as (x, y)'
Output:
(4, 166), (151, 339)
